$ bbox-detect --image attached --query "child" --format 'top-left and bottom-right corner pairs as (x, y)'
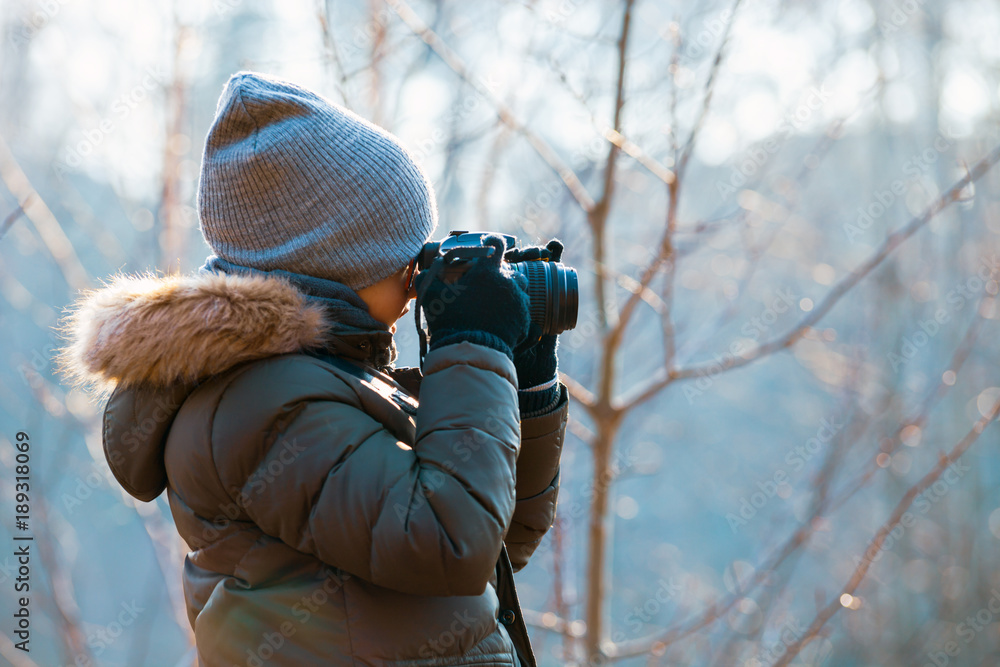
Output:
(60, 72), (567, 666)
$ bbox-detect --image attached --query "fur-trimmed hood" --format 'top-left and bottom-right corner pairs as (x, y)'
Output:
(57, 271), (391, 396)
(56, 270), (397, 503)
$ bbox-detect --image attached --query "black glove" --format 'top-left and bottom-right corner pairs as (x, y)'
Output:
(507, 239), (564, 414)
(415, 234), (531, 360)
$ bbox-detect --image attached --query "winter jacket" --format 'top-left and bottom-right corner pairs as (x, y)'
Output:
(60, 270), (568, 666)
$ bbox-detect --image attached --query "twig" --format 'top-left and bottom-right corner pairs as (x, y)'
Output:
(559, 371), (596, 409)
(827, 283), (989, 512)
(727, 358), (869, 663)
(23, 364), (195, 648)
(675, 0), (744, 181)
(0, 134), (90, 291)
(0, 201), (27, 240)
(566, 414), (596, 448)
(773, 395), (1000, 667)
(585, 0), (635, 335)
(129, 497), (196, 643)
(33, 493), (94, 663)
(318, 0), (357, 109)
(0, 632), (43, 667)
(608, 315), (981, 659)
(602, 128), (676, 186)
(158, 15), (189, 274)
(608, 400), (880, 661)
(544, 55), (675, 187)
(621, 141), (1000, 412)
(366, 0), (388, 124)
(659, 21), (683, 371)
(669, 102), (866, 369)
(384, 0), (595, 212)
(554, 515), (575, 660)
(125, 566), (163, 667)
(599, 0), (741, 388)
(476, 124), (513, 229)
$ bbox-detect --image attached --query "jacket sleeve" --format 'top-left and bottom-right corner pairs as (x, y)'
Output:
(386, 367), (569, 573)
(503, 384), (568, 572)
(210, 342), (521, 598)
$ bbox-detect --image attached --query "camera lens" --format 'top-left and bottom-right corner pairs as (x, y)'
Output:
(511, 260), (578, 335)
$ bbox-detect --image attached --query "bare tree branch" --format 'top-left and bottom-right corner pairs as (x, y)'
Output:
(608, 299), (984, 660)
(620, 141), (1000, 412)
(475, 124), (512, 229)
(0, 632), (43, 667)
(597, 0), (742, 402)
(602, 128), (676, 186)
(366, 0), (388, 124)
(606, 394), (881, 660)
(559, 370), (596, 410)
(27, 474), (94, 664)
(384, 0), (595, 212)
(827, 288), (989, 513)
(157, 14), (189, 274)
(675, 0), (744, 181)
(0, 201), (27, 240)
(659, 22), (683, 371)
(318, 0), (358, 109)
(543, 55), (675, 188)
(0, 135), (90, 291)
(670, 107), (862, 370)
(589, 0), (636, 334)
(552, 515), (575, 661)
(773, 395), (1000, 667)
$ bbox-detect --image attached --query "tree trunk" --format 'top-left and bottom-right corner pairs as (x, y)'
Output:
(584, 412), (620, 662)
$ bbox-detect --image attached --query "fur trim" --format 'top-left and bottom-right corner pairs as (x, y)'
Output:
(56, 271), (329, 395)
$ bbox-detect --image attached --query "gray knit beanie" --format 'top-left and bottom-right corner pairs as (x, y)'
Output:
(197, 71), (438, 291)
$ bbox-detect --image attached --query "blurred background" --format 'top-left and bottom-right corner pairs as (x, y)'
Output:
(2, 0), (1000, 665)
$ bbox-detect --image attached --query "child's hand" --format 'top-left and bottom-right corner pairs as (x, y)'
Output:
(415, 234), (531, 358)
(512, 331), (558, 391)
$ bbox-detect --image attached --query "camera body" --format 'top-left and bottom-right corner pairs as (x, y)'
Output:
(417, 231), (579, 335)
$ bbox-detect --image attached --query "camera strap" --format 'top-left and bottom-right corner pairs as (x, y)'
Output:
(413, 257), (446, 368)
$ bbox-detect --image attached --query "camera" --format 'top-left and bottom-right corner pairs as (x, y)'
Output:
(416, 231), (579, 335)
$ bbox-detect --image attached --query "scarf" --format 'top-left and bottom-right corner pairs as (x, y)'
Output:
(200, 256), (397, 370)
